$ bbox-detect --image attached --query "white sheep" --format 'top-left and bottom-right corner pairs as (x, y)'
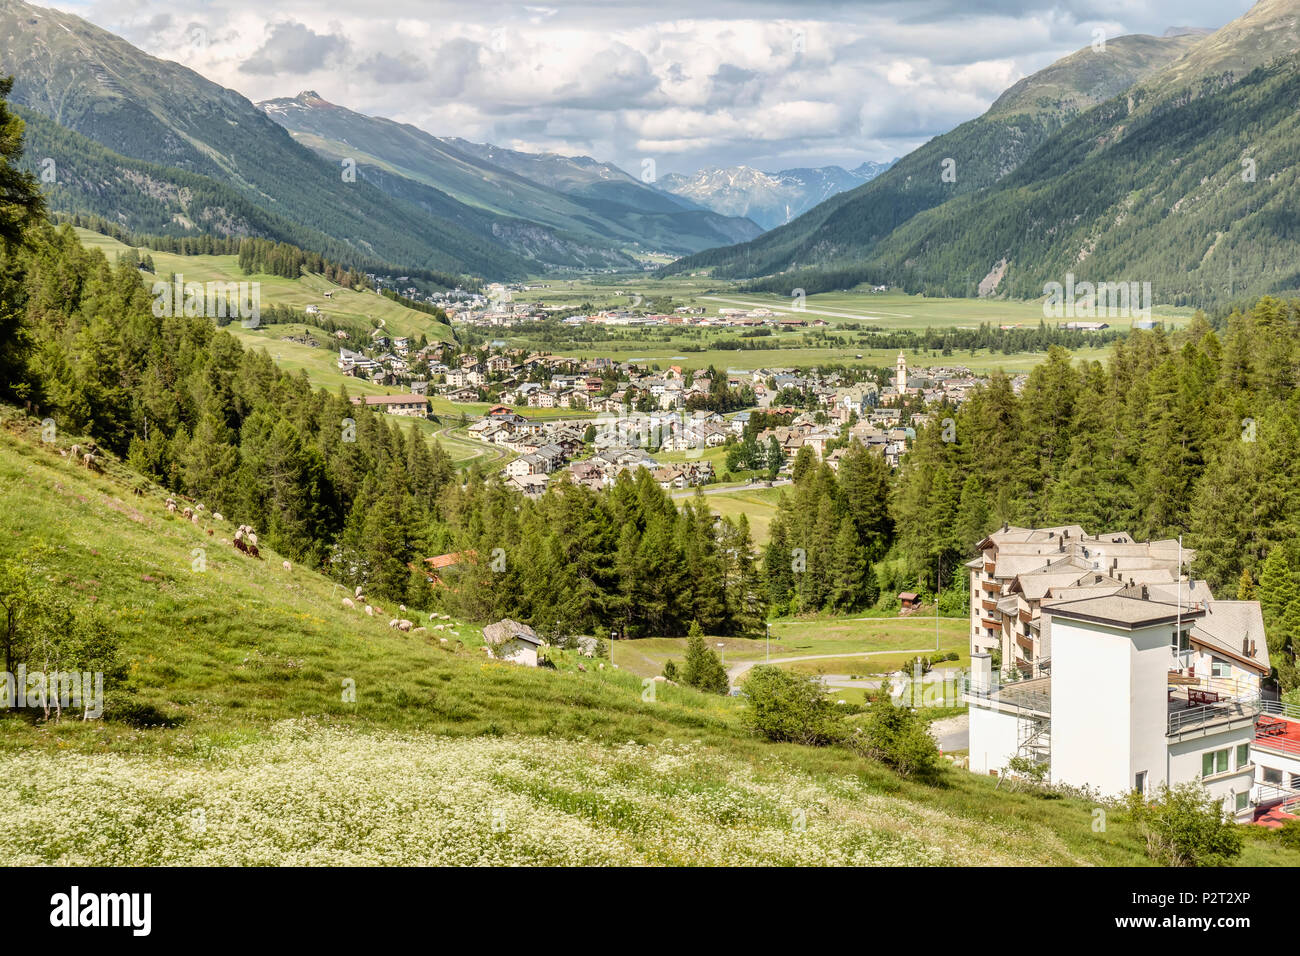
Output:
(247, 532), (258, 548)
(355, 586), (364, 598)
(342, 597), (355, 609)
(365, 605), (374, 616)
(166, 501), (177, 514)
(212, 512), (223, 522)
(282, 560), (291, 571)
(398, 620), (413, 632)
(389, 619), (400, 629)
(191, 512), (200, 525)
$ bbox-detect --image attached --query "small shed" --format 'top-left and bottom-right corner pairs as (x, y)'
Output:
(898, 592), (921, 611)
(482, 619), (544, 667)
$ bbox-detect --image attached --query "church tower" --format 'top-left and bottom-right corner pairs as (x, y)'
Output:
(895, 351), (907, 395)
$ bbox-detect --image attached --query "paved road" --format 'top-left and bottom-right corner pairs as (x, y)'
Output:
(671, 479), (791, 499)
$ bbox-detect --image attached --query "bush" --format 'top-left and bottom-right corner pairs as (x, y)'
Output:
(849, 695), (941, 781)
(741, 666), (840, 746)
(1124, 782), (1244, 866)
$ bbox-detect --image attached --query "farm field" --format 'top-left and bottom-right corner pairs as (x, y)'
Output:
(1, 408), (1259, 866)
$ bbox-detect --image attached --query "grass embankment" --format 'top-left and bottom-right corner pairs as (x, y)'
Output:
(0, 410), (1292, 865)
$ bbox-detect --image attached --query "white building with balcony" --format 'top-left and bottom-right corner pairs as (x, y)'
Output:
(967, 584), (1261, 820)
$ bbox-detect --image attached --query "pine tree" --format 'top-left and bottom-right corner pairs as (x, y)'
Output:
(681, 620), (729, 694)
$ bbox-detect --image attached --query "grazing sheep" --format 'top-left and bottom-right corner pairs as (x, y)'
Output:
(399, 605), (406, 613)
(191, 513), (199, 525)
(398, 620), (413, 632)
(342, 597), (355, 609)
(206, 529), (213, 537)
(282, 560), (291, 571)
(365, 605), (374, 616)
(233, 538), (249, 555)
(195, 503), (205, 512)
(83, 453), (100, 472)
(413, 627), (426, 634)
(439, 638), (448, 644)
(182, 507), (193, 520)
(389, 619), (400, 629)
(212, 512), (223, 522)
(166, 501), (177, 514)
(246, 543), (260, 559)
(70, 444), (81, 460)
(247, 532), (258, 548)
(355, 586), (364, 598)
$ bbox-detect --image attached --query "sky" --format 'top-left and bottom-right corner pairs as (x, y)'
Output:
(52, 0), (1255, 177)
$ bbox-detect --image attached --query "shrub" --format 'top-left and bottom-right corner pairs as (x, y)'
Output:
(742, 666), (840, 746)
(662, 659), (679, 682)
(1124, 782), (1244, 866)
(850, 694), (941, 781)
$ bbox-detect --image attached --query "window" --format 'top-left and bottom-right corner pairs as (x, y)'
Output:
(1134, 771), (1147, 794)
(1211, 659), (1231, 678)
(1237, 744), (1250, 769)
(1235, 791), (1249, 812)
(1263, 766), (1283, 786)
(1202, 749), (1229, 778)
(1177, 630), (1191, 653)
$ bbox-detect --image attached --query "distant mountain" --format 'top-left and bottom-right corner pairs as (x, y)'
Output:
(658, 161), (894, 230)
(259, 92), (762, 258)
(664, 30), (1206, 280)
(775, 0), (1300, 307)
(0, 0), (550, 279)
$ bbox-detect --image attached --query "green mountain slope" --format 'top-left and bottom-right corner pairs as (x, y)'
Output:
(0, 0), (536, 278)
(260, 91), (762, 256)
(663, 31), (1203, 280)
(845, 53), (1300, 306)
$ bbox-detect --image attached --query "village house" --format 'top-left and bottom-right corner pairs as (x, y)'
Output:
(350, 394), (428, 418)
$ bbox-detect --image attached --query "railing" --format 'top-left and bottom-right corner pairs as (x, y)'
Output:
(1168, 697), (1260, 735)
(1254, 783), (1300, 813)
(1261, 699), (1300, 721)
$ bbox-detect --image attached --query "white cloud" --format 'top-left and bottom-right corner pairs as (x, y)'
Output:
(51, 0), (1254, 176)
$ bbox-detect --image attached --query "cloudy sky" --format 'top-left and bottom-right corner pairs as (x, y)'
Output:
(53, 0), (1253, 176)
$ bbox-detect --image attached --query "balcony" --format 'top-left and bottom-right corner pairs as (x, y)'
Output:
(980, 616), (999, 630)
(1167, 693), (1260, 739)
(1018, 607), (1033, 625)
(984, 561), (996, 575)
(1015, 633), (1034, 653)
(981, 599), (998, 612)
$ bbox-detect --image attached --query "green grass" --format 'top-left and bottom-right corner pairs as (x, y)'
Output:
(1, 407), (1292, 866)
(75, 227), (456, 344)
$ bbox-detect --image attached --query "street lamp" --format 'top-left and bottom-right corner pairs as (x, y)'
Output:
(610, 628), (618, 669)
(717, 642), (725, 667)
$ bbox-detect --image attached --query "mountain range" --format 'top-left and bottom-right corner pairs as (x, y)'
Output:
(658, 161), (894, 230)
(665, 0), (1300, 309)
(0, 0), (759, 281)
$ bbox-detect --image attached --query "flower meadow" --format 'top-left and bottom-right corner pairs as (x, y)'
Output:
(0, 719), (1087, 866)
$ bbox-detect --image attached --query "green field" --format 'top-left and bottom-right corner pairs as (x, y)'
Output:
(6, 407), (1292, 865)
(611, 615), (970, 681)
(75, 227), (456, 344)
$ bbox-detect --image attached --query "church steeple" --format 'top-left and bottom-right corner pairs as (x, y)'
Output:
(896, 351), (907, 394)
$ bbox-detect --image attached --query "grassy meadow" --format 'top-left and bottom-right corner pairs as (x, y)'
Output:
(6, 408), (1294, 865)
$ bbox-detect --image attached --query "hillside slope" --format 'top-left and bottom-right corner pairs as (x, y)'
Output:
(663, 31), (1203, 281)
(0, 0), (537, 278)
(0, 409), (1245, 866)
